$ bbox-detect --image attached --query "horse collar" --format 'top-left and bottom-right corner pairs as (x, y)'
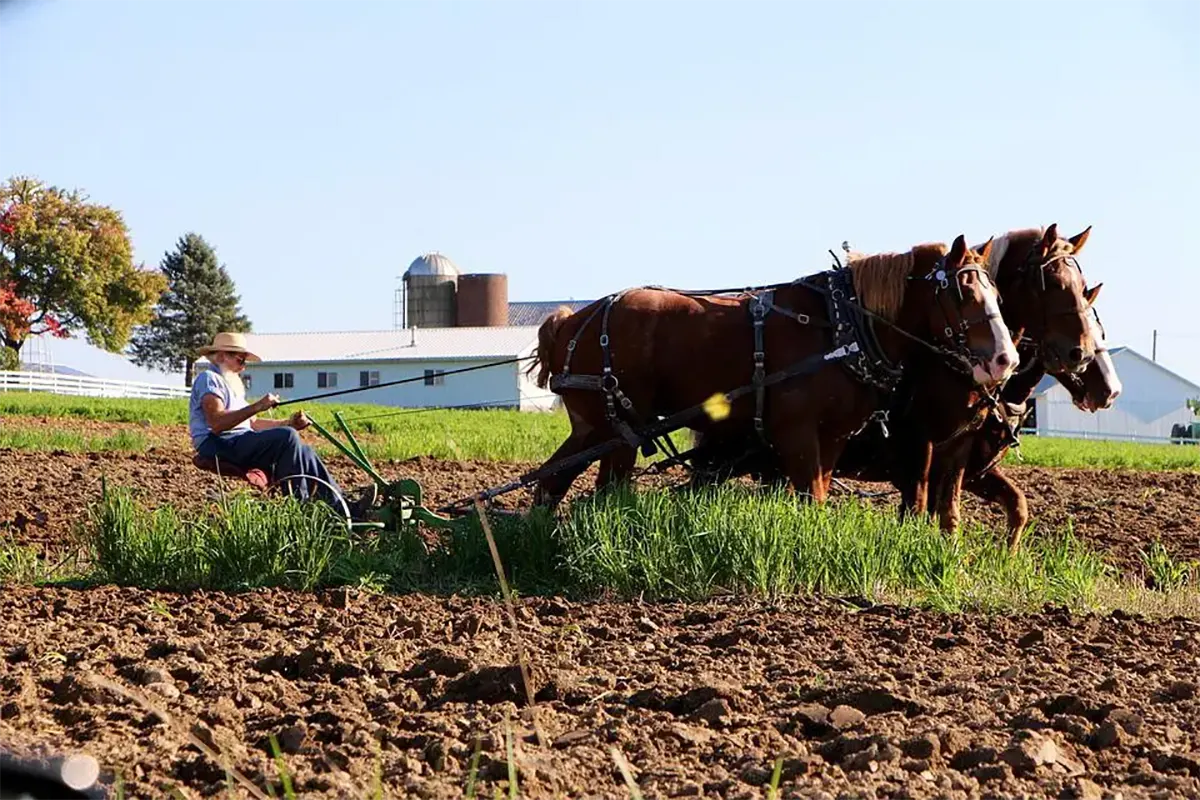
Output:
(824, 268), (904, 393)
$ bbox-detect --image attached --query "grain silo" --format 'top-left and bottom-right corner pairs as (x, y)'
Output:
(400, 252), (459, 328)
(456, 273), (509, 327)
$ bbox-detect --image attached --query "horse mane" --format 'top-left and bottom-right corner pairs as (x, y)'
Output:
(985, 227), (1043, 279)
(845, 243), (947, 322)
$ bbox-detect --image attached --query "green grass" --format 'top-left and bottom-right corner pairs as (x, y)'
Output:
(343, 406), (570, 462)
(87, 486), (351, 592)
(22, 481), (1193, 616)
(0, 535), (51, 584)
(1002, 434), (1200, 471)
(0, 392), (191, 424)
(2, 389), (1197, 470)
(0, 427), (149, 453)
(552, 484), (1118, 612)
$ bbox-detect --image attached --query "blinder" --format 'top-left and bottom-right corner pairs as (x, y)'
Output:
(910, 253), (1005, 374)
(1017, 248), (1093, 347)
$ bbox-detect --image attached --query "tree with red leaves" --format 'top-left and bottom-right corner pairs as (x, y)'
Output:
(0, 176), (166, 368)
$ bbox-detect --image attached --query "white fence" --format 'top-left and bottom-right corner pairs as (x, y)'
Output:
(0, 370), (189, 400)
(1018, 426), (1199, 445)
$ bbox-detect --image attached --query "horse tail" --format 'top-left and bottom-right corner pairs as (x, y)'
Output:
(528, 305), (576, 389)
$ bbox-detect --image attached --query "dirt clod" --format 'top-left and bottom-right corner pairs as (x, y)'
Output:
(829, 704), (866, 730)
(1061, 777), (1105, 800)
(902, 733), (940, 760)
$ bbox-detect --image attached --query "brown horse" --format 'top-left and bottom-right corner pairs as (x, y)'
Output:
(528, 234), (1019, 509)
(688, 224), (1103, 544)
(911, 225), (1102, 536)
(940, 305), (1121, 550)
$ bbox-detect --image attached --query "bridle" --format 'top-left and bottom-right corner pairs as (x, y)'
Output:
(912, 254), (1008, 378)
(1007, 243), (1093, 366)
(1056, 304), (1109, 400)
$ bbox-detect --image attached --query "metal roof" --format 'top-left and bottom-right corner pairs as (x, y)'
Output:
(507, 300), (592, 327)
(224, 326), (540, 365)
(1031, 345), (1200, 397)
(404, 252), (460, 278)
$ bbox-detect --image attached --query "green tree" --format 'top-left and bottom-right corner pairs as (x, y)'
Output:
(0, 176), (166, 365)
(128, 233), (252, 385)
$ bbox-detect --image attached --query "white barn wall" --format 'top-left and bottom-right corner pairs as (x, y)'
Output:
(517, 360), (558, 412)
(241, 358), (524, 410)
(1033, 349), (1200, 441)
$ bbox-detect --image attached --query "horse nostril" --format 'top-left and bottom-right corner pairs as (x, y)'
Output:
(1068, 347), (1085, 364)
(995, 352), (1011, 368)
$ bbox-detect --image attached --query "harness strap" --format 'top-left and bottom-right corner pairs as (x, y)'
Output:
(551, 375), (604, 392)
(806, 269), (906, 392)
(750, 291), (770, 439)
(440, 341), (860, 514)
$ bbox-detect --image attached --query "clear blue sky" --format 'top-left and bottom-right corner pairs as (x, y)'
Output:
(2, 0), (1197, 386)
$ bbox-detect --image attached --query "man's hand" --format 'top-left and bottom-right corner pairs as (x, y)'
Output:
(288, 410), (311, 431)
(252, 393), (281, 414)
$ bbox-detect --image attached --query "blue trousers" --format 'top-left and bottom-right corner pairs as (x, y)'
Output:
(196, 427), (343, 506)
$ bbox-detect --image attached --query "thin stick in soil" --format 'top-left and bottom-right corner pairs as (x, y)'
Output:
(89, 675), (270, 800)
(473, 495), (547, 747)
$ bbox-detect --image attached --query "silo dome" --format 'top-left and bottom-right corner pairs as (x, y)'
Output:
(402, 252), (459, 328)
(404, 252), (461, 278)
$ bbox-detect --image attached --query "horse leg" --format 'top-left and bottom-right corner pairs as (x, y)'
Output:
(532, 426), (610, 511)
(931, 439), (973, 533)
(932, 464), (966, 533)
(773, 427), (826, 502)
(596, 443), (638, 495)
(897, 439), (933, 524)
(965, 467), (1028, 552)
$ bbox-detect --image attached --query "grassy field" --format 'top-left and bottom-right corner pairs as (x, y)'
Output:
(4, 482), (1195, 616)
(0, 427), (149, 453)
(1, 391), (1198, 469)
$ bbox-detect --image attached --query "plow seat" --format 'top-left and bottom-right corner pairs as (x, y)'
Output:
(191, 453), (271, 490)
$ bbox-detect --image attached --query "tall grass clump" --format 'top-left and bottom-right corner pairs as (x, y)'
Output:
(77, 481), (1194, 616)
(83, 484), (559, 595)
(88, 486), (351, 591)
(553, 485), (1114, 612)
(0, 536), (47, 585)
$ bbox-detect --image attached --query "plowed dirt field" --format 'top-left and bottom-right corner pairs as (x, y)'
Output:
(1, 419), (1198, 799)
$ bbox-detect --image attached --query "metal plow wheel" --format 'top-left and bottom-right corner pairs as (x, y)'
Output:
(306, 412), (470, 534)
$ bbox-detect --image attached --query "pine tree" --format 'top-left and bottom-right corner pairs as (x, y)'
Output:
(129, 233), (251, 385)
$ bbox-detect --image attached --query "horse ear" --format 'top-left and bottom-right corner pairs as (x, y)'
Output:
(948, 234), (968, 265)
(977, 236), (995, 263)
(1085, 282), (1103, 307)
(1069, 225), (1092, 254)
(1041, 223), (1059, 252)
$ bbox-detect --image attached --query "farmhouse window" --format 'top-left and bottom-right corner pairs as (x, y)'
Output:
(424, 369), (445, 386)
(359, 370), (380, 387)
(317, 371), (338, 389)
(273, 372), (294, 389)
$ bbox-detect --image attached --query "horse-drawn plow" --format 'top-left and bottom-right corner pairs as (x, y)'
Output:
(3, 229), (1199, 800)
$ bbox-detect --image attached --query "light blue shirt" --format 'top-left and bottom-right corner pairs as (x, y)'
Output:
(189, 366), (252, 448)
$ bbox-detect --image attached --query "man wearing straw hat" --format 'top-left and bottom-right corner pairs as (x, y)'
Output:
(189, 331), (375, 517)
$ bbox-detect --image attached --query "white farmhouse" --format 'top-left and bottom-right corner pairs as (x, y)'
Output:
(193, 252), (596, 412)
(203, 326), (555, 412)
(1027, 347), (1200, 443)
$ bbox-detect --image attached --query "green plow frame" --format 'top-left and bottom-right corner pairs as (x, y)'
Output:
(308, 411), (468, 533)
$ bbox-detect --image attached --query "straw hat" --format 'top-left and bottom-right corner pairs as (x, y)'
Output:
(198, 332), (261, 363)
